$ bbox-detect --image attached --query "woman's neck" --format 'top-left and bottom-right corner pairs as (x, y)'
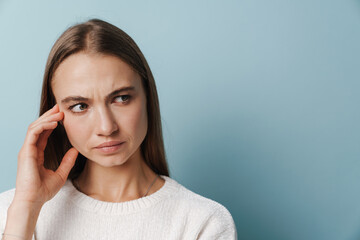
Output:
(72, 154), (164, 203)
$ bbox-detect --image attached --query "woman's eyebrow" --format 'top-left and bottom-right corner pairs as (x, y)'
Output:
(60, 86), (136, 104)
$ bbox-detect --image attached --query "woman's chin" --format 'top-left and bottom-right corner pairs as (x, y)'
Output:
(87, 155), (130, 168)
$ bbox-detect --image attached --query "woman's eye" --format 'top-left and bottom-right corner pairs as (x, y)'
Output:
(68, 96), (129, 113)
(70, 103), (88, 113)
(114, 95), (131, 103)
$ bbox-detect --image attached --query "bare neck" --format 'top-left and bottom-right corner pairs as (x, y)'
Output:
(73, 153), (164, 202)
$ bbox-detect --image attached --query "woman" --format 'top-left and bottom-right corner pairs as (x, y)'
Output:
(0, 18), (237, 240)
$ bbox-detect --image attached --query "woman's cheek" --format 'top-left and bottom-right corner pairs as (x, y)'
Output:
(129, 103), (148, 138)
(63, 116), (88, 145)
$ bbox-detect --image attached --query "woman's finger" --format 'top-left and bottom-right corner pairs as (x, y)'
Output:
(36, 128), (54, 152)
(30, 112), (63, 130)
(40, 104), (60, 119)
(24, 121), (58, 147)
(55, 148), (78, 182)
(35, 112), (64, 151)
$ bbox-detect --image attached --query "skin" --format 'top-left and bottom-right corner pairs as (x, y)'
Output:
(51, 52), (165, 202)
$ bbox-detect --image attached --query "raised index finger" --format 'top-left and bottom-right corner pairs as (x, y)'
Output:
(40, 104), (60, 118)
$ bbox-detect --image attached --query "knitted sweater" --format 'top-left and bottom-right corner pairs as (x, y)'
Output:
(0, 175), (237, 239)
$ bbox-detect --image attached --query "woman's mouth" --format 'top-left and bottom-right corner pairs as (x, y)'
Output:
(94, 141), (125, 154)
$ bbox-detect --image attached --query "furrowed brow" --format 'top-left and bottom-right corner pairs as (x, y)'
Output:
(106, 86), (135, 102)
(60, 86), (136, 104)
(61, 96), (89, 104)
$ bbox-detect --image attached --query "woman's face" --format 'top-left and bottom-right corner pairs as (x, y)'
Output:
(51, 52), (148, 167)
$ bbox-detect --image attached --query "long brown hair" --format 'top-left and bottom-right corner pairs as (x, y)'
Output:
(40, 18), (169, 180)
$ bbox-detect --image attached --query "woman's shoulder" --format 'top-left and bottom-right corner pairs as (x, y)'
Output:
(178, 185), (234, 219)
(0, 188), (15, 219)
(169, 176), (231, 212)
(176, 184), (236, 225)
(177, 183), (230, 212)
(0, 188), (15, 209)
(167, 176), (237, 239)
(0, 188), (16, 230)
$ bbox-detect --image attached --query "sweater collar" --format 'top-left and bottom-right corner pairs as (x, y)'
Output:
(60, 175), (180, 215)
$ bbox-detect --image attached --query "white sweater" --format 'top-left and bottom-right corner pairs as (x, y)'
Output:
(0, 175), (237, 239)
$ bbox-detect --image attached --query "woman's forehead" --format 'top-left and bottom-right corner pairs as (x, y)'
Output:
(51, 53), (142, 97)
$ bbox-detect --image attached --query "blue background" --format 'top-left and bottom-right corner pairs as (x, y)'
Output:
(1, 1), (360, 239)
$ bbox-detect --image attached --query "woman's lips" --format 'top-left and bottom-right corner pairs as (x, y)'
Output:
(94, 141), (124, 154)
(95, 141), (123, 148)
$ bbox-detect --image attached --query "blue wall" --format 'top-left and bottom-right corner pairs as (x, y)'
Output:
(1, 1), (360, 239)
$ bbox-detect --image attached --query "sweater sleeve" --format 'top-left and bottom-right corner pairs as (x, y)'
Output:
(0, 190), (36, 240)
(0, 190), (12, 237)
(197, 204), (238, 240)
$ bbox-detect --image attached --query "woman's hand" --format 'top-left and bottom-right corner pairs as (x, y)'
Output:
(13, 104), (78, 205)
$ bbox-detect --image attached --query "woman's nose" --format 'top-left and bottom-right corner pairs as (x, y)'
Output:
(94, 107), (119, 136)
